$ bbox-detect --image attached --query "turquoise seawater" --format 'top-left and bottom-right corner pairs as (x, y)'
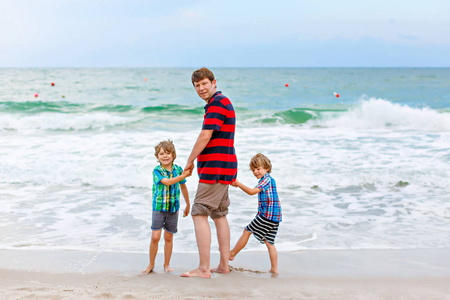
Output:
(0, 68), (449, 253)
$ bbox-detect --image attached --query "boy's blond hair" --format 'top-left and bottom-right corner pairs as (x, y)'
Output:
(154, 139), (176, 160)
(249, 153), (272, 173)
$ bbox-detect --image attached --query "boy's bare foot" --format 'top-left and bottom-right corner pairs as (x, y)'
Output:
(211, 266), (230, 274)
(180, 268), (211, 278)
(229, 252), (236, 261)
(164, 265), (174, 272)
(269, 269), (278, 275)
(141, 264), (154, 274)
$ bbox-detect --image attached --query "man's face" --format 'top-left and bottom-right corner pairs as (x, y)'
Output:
(194, 78), (216, 101)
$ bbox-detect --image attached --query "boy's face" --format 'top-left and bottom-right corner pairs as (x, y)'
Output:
(157, 148), (175, 167)
(194, 78), (216, 102)
(252, 167), (269, 179)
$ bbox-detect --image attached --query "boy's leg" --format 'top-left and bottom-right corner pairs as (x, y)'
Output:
(211, 216), (230, 273)
(142, 229), (162, 274)
(264, 240), (278, 274)
(162, 211), (178, 272)
(163, 230), (174, 272)
(230, 229), (252, 261)
(181, 215), (211, 278)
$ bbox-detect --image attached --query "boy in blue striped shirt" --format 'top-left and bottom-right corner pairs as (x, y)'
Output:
(230, 153), (282, 274)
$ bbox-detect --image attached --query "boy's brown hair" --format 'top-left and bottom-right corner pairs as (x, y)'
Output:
(191, 67), (215, 85)
(154, 140), (176, 160)
(249, 153), (272, 173)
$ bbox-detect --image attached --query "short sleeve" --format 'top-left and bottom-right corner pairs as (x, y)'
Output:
(175, 165), (187, 185)
(153, 168), (164, 185)
(256, 177), (270, 192)
(202, 101), (227, 131)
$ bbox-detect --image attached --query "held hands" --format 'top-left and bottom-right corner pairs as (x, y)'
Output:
(184, 161), (195, 174)
(231, 179), (239, 187)
(182, 168), (192, 178)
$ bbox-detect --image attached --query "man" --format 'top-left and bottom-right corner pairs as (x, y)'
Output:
(181, 67), (237, 278)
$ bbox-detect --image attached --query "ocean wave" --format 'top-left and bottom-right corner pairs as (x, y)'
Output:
(2, 99), (450, 132)
(255, 107), (346, 125)
(0, 101), (203, 132)
(140, 104), (203, 115)
(240, 99), (450, 131)
(314, 98), (450, 131)
(0, 101), (205, 115)
(0, 101), (84, 114)
(0, 113), (141, 132)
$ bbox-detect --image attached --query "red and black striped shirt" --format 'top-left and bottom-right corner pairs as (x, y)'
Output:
(198, 91), (237, 184)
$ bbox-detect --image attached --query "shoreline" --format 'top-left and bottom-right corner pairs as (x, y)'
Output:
(1, 248), (449, 299)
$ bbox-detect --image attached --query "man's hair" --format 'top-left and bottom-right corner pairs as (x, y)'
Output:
(191, 67), (215, 85)
(249, 153), (272, 173)
(154, 139), (176, 160)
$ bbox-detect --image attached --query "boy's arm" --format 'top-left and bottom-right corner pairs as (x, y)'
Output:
(160, 168), (191, 186)
(180, 183), (190, 217)
(234, 179), (261, 196)
(185, 129), (213, 172)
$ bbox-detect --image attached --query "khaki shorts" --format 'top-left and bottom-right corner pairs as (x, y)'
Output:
(191, 182), (230, 219)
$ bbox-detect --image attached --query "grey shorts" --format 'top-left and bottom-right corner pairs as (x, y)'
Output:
(191, 182), (230, 219)
(245, 214), (279, 245)
(151, 210), (179, 234)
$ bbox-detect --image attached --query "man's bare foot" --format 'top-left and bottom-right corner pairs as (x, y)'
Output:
(164, 265), (174, 272)
(180, 268), (211, 278)
(141, 264), (154, 274)
(211, 266), (230, 274)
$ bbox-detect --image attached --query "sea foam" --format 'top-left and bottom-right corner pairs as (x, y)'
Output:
(317, 98), (450, 131)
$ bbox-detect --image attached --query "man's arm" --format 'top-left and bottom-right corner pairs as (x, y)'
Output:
(184, 129), (213, 171)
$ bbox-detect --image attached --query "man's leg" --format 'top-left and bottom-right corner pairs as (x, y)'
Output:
(211, 216), (230, 273)
(181, 215), (211, 278)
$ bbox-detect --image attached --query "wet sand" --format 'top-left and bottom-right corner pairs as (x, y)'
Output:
(1, 248), (449, 299)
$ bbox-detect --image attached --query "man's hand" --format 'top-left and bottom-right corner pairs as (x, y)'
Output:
(184, 161), (194, 174)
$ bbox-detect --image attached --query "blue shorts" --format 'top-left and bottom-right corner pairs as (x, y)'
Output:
(151, 210), (179, 234)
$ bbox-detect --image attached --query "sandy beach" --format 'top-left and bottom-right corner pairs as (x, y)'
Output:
(1, 248), (449, 299)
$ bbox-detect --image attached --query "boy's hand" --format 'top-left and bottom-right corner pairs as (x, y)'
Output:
(182, 168), (192, 178)
(183, 204), (190, 217)
(231, 180), (239, 187)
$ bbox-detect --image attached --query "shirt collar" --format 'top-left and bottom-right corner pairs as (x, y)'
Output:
(159, 163), (174, 173)
(204, 91), (222, 110)
(259, 173), (270, 183)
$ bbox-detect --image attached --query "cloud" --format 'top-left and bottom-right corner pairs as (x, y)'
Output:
(399, 34), (418, 41)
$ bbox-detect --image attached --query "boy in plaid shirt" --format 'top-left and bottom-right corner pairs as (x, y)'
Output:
(142, 140), (191, 274)
(230, 153), (282, 274)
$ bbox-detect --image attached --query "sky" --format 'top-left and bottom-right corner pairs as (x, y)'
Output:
(1, 0), (449, 68)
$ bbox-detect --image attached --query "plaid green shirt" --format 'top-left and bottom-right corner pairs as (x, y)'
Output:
(152, 163), (186, 213)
